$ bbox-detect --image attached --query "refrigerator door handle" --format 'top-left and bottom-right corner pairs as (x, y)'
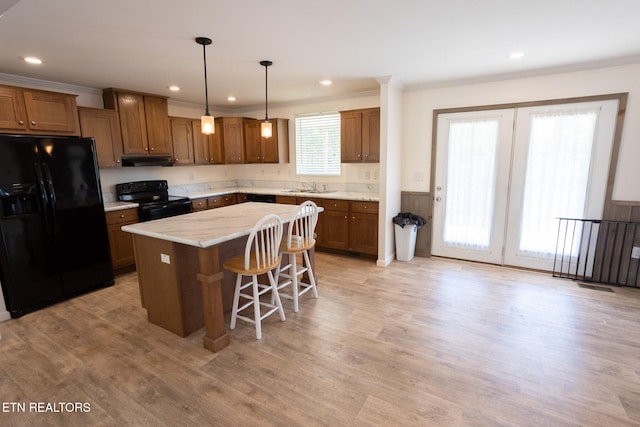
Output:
(42, 163), (58, 230)
(34, 163), (52, 233)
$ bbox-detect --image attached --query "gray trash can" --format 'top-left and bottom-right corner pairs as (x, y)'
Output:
(393, 213), (426, 262)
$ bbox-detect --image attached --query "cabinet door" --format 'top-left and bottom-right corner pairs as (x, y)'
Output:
(209, 121), (225, 164)
(223, 118), (245, 164)
(320, 209), (349, 250)
(362, 108), (380, 162)
(340, 110), (362, 162)
(349, 213), (378, 255)
(22, 89), (80, 135)
(144, 96), (172, 155)
(116, 93), (148, 154)
(261, 120), (280, 163)
(244, 119), (262, 163)
(170, 117), (194, 164)
(0, 85), (27, 131)
(78, 107), (123, 168)
(191, 120), (210, 164)
(106, 209), (139, 269)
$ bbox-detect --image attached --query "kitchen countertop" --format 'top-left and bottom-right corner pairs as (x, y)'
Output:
(121, 201), (322, 248)
(104, 201), (139, 212)
(169, 186), (379, 202)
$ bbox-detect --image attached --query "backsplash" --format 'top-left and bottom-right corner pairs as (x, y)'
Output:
(103, 179), (379, 202)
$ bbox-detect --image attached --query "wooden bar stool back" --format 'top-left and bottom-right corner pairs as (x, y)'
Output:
(223, 214), (285, 339)
(276, 201), (319, 312)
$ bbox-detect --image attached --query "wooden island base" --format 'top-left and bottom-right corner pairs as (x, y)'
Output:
(123, 202), (320, 352)
(131, 231), (312, 352)
(132, 234), (245, 346)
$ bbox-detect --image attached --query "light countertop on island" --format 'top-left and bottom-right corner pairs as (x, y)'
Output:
(121, 202), (322, 248)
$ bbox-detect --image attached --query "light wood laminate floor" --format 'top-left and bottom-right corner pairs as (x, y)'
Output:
(1, 253), (639, 426)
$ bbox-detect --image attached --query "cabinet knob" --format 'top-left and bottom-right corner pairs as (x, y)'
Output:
(18, 120), (24, 125)
(150, 147), (155, 151)
(352, 216), (356, 220)
(31, 120), (37, 126)
(116, 159), (121, 163)
(120, 214), (125, 218)
(344, 215), (348, 219)
(144, 147), (148, 151)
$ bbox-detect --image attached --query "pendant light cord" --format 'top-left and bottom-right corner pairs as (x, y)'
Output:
(202, 42), (210, 116)
(264, 63), (268, 122)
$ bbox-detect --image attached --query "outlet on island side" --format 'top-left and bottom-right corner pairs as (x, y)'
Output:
(631, 246), (640, 259)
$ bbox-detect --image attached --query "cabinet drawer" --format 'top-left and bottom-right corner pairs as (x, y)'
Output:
(106, 208), (139, 225)
(350, 201), (378, 214)
(222, 194), (236, 205)
(192, 198), (208, 211)
(322, 199), (349, 212)
(207, 196), (224, 208)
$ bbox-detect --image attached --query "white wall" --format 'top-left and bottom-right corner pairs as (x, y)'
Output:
(401, 62), (640, 202)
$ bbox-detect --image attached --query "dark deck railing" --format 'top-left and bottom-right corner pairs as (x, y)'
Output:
(553, 218), (640, 288)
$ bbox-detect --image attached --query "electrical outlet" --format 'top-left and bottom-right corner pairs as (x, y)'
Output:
(631, 246), (640, 259)
(414, 172), (424, 181)
(160, 253), (171, 264)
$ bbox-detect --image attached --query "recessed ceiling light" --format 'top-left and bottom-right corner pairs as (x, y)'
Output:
(319, 80), (332, 86)
(168, 85), (180, 92)
(509, 51), (525, 60)
(227, 96), (236, 102)
(24, 56), (42, 65)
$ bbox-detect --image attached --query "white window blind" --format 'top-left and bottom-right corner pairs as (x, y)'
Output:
(295, 113), (341, 176)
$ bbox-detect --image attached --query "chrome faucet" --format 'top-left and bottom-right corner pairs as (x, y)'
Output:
(301, 181), (317, 192)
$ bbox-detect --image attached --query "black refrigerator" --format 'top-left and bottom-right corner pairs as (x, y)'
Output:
(0, 135), (114, 318)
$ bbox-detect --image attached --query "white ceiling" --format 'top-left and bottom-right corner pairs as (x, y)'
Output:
(1, 0), (640, 110)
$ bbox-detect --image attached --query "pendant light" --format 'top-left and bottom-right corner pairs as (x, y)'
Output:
(196, 37), (214, 135)
(260, 60), (273, 138)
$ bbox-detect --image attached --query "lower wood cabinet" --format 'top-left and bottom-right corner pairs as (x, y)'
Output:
(318, 199), (378, 255)
(105, 208), (139, 270)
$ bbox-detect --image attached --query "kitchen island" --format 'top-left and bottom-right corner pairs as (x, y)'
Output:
(122, 202), (318, 352)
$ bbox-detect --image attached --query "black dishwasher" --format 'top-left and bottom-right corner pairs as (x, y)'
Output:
(246, 193), (276, 203)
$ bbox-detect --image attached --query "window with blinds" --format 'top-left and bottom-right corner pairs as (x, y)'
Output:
(295, 113), (341, 176)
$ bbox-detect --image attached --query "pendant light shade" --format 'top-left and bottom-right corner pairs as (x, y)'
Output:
(260, 60), (273, 138)
(196, 37), (214, 135)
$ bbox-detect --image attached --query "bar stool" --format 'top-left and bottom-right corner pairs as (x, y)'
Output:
(276, 201), (319, 312)
(223, 214), (285, 339)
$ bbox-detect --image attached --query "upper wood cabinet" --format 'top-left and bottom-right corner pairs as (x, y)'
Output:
(340, 107), (380, 163)
(244, 118), (289, 163)
(210, 117), (245, 164)
(78, 107), (123, 168)
(190, 120), (211, 164)
(169, 117), (195, 165)
(103, 88), (172, 156)
(0, 84), (80, 135)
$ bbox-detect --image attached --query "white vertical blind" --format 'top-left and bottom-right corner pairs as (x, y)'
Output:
(295, 113), (341, 176)
(519, 110), (598, 256)
(444, 118), (499, 248)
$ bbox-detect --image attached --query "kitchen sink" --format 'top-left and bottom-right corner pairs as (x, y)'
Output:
(281, 189), (336, 194)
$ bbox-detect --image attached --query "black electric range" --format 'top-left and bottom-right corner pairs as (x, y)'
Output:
(115, 180), (192, 222)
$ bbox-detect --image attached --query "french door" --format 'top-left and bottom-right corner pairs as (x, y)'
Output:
(432, 100), (619, 270)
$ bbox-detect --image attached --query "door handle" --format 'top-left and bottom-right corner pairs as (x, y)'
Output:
(435, 196), (442, 202)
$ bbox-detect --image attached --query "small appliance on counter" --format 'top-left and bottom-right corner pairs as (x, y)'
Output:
(116, 180), (192, 222)
(0, 134), (114, 318)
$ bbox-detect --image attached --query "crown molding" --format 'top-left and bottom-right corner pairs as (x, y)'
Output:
(0, 72), (102, 96)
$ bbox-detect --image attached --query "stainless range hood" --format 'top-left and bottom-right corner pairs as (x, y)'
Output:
(121, 156), (174, 167)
